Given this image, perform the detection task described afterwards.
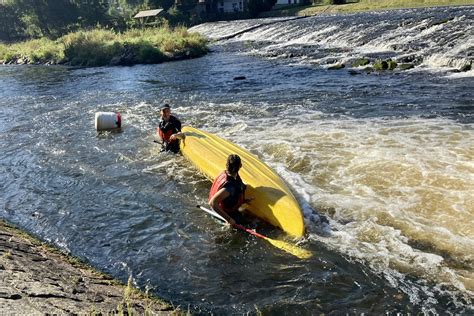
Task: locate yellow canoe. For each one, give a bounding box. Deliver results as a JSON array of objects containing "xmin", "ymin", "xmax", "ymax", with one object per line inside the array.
[{"xmin": 180, "ymin": 126, "xmax": 305, "ymax": 237}]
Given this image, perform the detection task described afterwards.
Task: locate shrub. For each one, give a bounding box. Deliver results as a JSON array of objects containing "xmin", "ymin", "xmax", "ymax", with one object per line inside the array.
[
  {"xmin": 0, "ymin": 26, "xmax": 207, "ymax": 67},
  {"xmin": 134, "ymin": 42, "xmax": 165, "ymax": 64}
]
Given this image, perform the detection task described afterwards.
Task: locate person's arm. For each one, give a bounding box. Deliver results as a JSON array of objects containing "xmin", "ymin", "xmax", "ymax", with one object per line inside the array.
[
  {"xmin": 169, "ymin": 132, "xmax": 185, "ymax": 141},
  {"xmin": 209, "ymin": 188, "xmax": 236, "ymax": 226},
  {"xmin": 169, "ymin": 118, "xmax": 185, "ymax": 141}
]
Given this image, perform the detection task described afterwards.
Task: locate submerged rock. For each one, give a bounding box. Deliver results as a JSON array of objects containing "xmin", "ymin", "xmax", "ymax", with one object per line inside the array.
[
  {"xmin": 233, "ymin": 76, "xmax": 246, "ymax": 80},
  {"xmin": 387, "ymin": 60, "xmax": 398, "ymax": 70},
  {"xmin": 374, "ymin": 60, "xmax": 389, "ymax": 71},
  {"xmin": 352, "ymin": 58, "xmax": 370, "ymax": 67},
  {"xmin": 431, "ymin": 17, "xmax": 454, "ymax": 27},
  {"xmin": 399, "ymin": 63, "xmax": 415, "ymax": 70},
  {"xmin": 363, "ymin": 66, "xmax": 374, "ymax": 73},
  {"xmin": 348, "ymin": 70, "xmax": 361, "ymax": 75},
  {"xmin": 460, "ymin": 64, "xmax": 472, "ymax": 72},
  {"xmin": 328, "ymin": 63, "xmax": 345, "ymax": 70}
]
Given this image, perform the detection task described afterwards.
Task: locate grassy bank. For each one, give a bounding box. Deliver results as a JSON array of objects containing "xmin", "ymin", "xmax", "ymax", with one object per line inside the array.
[
  {"xmin": 263, "ymin": 0, "xmax": 474, "ymax": 17},
  {"xmin": 0, "ymin": 26, "xmax": 208, "ymax": 67}
]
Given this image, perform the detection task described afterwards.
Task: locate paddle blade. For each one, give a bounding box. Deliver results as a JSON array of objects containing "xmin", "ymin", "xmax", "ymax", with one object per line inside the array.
[{"xmin": 264, "ymin": 237, "xmax": 313, "ymax": 259}]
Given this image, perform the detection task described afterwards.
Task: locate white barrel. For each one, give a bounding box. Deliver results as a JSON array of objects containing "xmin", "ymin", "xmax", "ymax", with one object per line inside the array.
[{"xmin": 95, "ymin": 112, "xmax": 122, "ymax": 130}]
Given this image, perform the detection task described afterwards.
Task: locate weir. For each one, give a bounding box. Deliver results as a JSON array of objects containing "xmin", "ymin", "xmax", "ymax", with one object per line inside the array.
[{"xmin": 191, "ymin": 6, "xmax": 473, "ymax": 72}]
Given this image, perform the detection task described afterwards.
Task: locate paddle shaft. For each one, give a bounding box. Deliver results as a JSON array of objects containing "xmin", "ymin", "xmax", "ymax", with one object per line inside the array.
[
  {"xmin": 198, "ymin": 205, "xmax": 227, "ymax": 222},
  {"xmin": 197, "ymin": 205, "xmax": 312, "ymax": 259},
  {"xmin": 197, "ymin": 205, "xmax": 268, "ymax": 240}
]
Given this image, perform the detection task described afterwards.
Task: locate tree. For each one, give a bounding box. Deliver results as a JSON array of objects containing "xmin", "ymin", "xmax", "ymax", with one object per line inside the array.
[
  {"xmin": 0, "ymin": 4, "xmax": 26, "ymax": 42},
  {"xmin": 247, "ymin": 0, "xmax": 277, "ymax": 17},
  {"xmin": 71, "ymin": 0, "xmax": 109, "ymax": 27},
  {"xmin": 2, "ymin": 0, "xmax": 79, "ymax": 38}
]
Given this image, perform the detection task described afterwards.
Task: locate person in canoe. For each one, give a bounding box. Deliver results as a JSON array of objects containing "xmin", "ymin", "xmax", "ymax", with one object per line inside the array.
[
  {"xmin": 157, "ymin": 104, "xmax": 185, "ymax": 153},
  {"xmin": 208, "ymin": 154, "xmax": 253, "ymax": 225}
]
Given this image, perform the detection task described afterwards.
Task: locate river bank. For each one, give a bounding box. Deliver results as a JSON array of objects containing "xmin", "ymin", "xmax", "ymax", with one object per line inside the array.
[
  {"xmin": 261, "ymin": 0, "xmax": 474, "ymax": 17},
  {"xmin": 0, "ymin": 219, "xmax": 177, "ymax": 314},
  {"xmin": 0, "ymin": 27, "xmax": 207, "ymax": 67}
]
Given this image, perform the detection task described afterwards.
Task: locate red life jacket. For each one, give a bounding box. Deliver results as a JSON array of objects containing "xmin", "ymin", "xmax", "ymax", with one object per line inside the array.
[
  {"xmin": 208, "ymin": 171, "xmax": 245, "ymax": 212},
  {"xmin": 157, "ymin": 128, "xmax": 176, "ymax": 144},
  {"xmin": 157, "ymin": 116, "xmax": 181, "ymax": 144}
]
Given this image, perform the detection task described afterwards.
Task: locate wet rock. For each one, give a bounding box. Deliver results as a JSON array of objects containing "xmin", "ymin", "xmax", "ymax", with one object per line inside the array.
[
  {"xmin": 363, "ymin": 67, "xmax": 374, "ymax": 73},
  {"xmin": 352, "ymin": 58, "xmax": 370, "ymax": 67},
  {"xmin": 387, "ymin": 60, "xmax": 398, "ymax": 70},
  {"xmin": 460, "ymin": 64, "xmax": 472, "ymax": 72},
  {"xmin": 348, "ymin": 70, "xmax": 361, "ymax": 75},
  {"xmin": 328, "ymin": 63, "xmax": 345, "ymax": 70},
  {"xmin": 397, "ymin": 55, "xmax": 418, "ymax": 63},
  {"xmin": 374, "ymin": 60, "xmax": 388, "ymax": 71},
  {"xmin": 324, "ymin": 58, "xmax": 338, "ymax": 65},
  {"xmin": 432, "ymin": 17, "xmax": 454, "ymax": 27},
  {"xmin": 399, "ymin": 63, "xmax": 415, "ymax": 70}
]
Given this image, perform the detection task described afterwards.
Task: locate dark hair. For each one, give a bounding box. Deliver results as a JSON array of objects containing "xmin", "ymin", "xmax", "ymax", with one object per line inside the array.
[{"xmin": 226, "ymin": 154, "xmax": 242, "ymax": 174}]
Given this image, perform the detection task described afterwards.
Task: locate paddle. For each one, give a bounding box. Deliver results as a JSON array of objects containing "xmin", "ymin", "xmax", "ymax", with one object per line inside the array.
[{"xmin": 196, "ymin": 205, "xmax": 312, "ymax": 259}]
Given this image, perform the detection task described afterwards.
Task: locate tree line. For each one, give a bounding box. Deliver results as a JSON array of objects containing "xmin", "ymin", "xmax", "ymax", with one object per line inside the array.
[{"xmin": 0, "ymin": 0, "xmax": 280, "ymax": 42}]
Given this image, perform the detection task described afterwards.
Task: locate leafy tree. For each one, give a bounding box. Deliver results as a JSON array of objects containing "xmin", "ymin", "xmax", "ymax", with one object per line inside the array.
[
  {"xmin": 0, "ymin": 4, "xmax": 26, "ymax": 42},
  {"xmin": 71, "ymin": 0, "xmax": 109, "ymax": 27},
  {"xmin": 247, "ymin": 0, "xmax": 278, "ymax": 17},
  {"xmin": 1, "ymin": 0, "xmax": 79, "ymax": 39},
  {"xmin": 149, "ymin": 0, "xmax": 175, "ymax": 11}
]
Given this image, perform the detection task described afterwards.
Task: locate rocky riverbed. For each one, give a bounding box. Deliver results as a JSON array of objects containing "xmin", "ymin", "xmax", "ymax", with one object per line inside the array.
[{"xmin": 0, "ymin": 220, "xmax": 176, "ymax": 314}]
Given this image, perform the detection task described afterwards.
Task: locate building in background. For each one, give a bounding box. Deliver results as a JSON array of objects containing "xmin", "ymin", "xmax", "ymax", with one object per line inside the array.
[
  {"xmin": 217, "ymin": 0, "xmax": 245, "ymax": 13},
  {"xmin": 275, "ymin": 0, "xmax": 304, "ymax": 5}
]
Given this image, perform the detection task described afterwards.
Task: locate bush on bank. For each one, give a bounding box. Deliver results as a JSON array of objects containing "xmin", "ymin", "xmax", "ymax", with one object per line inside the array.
[{"xmin": 0, "ymin": 26, "xmax": 208, "ymax": 67}]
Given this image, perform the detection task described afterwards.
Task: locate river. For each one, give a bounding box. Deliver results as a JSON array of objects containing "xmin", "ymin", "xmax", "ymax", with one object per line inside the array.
[{"xmin": 0, "ymin": 6, "xmax": 473, "ymax": 314}]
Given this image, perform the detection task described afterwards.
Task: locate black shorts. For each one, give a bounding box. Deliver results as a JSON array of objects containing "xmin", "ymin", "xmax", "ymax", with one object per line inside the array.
[{"xmin": 162, "ymin": 141, "xmax": 180, "ymax": 154}]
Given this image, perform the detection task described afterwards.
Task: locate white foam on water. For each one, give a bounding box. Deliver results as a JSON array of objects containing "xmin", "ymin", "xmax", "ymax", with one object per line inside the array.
[
  {"xmin": 193, "ymin": 8, "xmax": 473, "ymax": 74},
  {"xmin": 222, "ymin": 111, "xmax": 474, "ymax": 307}
]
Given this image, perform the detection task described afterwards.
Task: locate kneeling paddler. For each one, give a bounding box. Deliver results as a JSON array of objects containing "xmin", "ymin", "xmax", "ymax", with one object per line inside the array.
[{"xmin": 208, "ymin": 154, "xmax": 253, "ymax": 226}]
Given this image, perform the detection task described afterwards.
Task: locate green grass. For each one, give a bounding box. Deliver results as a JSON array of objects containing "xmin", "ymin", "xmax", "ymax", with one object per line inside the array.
[
  {"xmin": 0, "ymin": 37, "xmax": 65, "ymax": 64},
  {"xmin": 264, "ymin": 0, "xmax": 474, "ymax": 17},
  {"xmin": 0, "ymin": 26, "xmax": 208, "ymax": 67}
]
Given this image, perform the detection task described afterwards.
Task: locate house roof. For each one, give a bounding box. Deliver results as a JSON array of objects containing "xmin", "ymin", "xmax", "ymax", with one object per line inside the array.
[{"xmin": 133, "ymin": 9, "xmax": 164, "ymax": 19}]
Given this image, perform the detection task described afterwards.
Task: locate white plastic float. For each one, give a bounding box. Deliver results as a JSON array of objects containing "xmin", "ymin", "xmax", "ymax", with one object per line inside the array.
[{"xmin": 95, "ymin": 112, "xmax": 122, "ymax": 131}]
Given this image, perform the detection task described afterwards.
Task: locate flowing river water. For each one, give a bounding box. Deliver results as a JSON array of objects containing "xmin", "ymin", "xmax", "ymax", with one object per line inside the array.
[{"xmin": 1, "ymin": 6, "xmax": 473, "ymax": 314}]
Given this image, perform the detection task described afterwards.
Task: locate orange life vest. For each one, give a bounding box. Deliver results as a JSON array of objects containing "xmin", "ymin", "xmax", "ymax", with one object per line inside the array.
[
  {"xmin": 157, "ymin": 128, "xmax": 176, "ymax": 144},
  {"xmin": 208, "ymin": 171, "xmax": 246, "ymax": 213}
]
